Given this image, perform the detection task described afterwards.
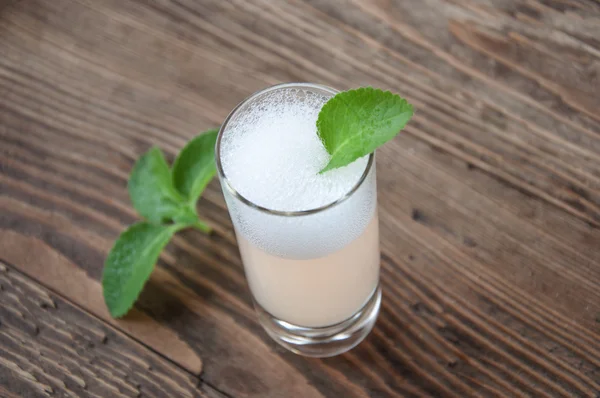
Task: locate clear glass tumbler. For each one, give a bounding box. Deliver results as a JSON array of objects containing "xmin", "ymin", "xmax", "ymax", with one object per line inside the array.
[{"xmin": 216, "ymin": 83, "xmax": 381, "ymax": 357}]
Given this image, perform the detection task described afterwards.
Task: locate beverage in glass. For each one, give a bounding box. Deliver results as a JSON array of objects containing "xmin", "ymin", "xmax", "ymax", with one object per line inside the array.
[{"xmin": 216, "ymin": 83, "xmax": 381, "ymax": 357}]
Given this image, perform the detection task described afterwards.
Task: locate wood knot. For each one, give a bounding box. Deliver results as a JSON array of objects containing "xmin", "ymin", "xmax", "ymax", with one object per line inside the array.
[
  {"xmin": 411, "ymin": 302, "xmax": 434, "ymax": 316},
  {"xmin": 411, "ymin": 208, "xmax": 426, "ymax": 223},
  {"xmin": 463, "ymin": 237, "xmax": 477, "ymax": 248}
]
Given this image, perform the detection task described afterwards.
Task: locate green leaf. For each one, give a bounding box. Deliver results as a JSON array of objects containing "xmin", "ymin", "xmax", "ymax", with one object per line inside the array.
[
  {"xmin": 317, "ymin": 87, "xmax": 414, "ymax": 173},
  {"xmin": 128, "ymin": 147, "xmax": 186, "ymax": 224},
  {"xmin": 102, "ymin": 222, "xmax": 186, "ymax": 318},
  {"xmin": 172, "ymin": 129, "xmax": 219, "ymax": 203},
  {"xmin": 170, "ymin": 205, "xmax": 213, "ymax": 234}
]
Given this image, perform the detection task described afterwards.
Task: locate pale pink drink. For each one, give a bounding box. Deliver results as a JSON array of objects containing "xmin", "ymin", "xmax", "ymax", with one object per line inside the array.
[{"xmin": 216, "ymin": 83, "xmax": 381, "ymax": 357}]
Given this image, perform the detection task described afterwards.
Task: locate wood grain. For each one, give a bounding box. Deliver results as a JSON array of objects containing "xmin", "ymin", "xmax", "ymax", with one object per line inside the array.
[
  {"xmin": 0, "ymin": 229, "xmax": 203, "ymax": 374},
  {"xmin": 0, "ymin": 261, "xmax": 224, "ymax": 398},
  {"xmin": 0, "ymin": 0, "xmax": 599, "ymax": 397}
]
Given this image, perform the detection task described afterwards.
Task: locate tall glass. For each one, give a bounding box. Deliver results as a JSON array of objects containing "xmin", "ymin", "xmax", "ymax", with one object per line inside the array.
[{"xmin": 216, "ymin": 83, "xmax": 381, "ymax": 357}]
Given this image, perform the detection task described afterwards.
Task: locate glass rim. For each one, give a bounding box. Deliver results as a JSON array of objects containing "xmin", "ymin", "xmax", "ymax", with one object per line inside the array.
[{"xmin": 215, "ymin": 82, "xmax": 375, "ymax": 217}]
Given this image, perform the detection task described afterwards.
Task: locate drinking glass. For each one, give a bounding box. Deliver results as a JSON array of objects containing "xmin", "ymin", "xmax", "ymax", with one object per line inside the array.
[{"xmin": 216, "ymin": 83, "xmax": 381, "ymax": 357}]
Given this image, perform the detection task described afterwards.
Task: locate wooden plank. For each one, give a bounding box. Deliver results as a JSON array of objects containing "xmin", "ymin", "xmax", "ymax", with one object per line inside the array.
[
  {"xmin": 0, "ymin": 229, "xmax": 203, "ymax": 375},
  {"xmin": 0, "ymin": 0, "xmax": 598, "ymax": 396},
  {"xmin": 0, "ymin": 262, "xmax": 224, "ymax": 398}
]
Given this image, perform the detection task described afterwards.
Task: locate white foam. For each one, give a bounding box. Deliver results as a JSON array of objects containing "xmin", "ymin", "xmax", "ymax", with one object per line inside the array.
[
  {"xmin": 220, "ymin": 88, "xmax": 368, "ymax": 212},
  {"xmin": 219, "ymin": 86, "xmax": 377, "ymax": 259}
]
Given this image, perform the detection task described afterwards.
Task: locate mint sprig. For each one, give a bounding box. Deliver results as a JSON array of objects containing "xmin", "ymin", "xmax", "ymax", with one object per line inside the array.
[
  {"xmin": 317, "ymin": 87, "xmax": 414, "ymax": 173},
  {"xmin": 128, "ymin": 147, "xmax": 189, "ymax": 224},
  {"xmin": 102, "ymin": 129, "xmax": 218, "ymax": 318}
]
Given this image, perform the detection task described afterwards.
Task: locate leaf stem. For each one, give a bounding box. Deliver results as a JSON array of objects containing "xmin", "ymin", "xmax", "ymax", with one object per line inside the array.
[{"xmin": 192, "ymin": 219, "xmax": 212, "ymax": 234}]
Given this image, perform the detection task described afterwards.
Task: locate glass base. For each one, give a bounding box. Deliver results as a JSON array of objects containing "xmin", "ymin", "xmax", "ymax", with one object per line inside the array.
[{"xmin": 254, "ymin": 285, "xmax": 382, "ymax": 357}]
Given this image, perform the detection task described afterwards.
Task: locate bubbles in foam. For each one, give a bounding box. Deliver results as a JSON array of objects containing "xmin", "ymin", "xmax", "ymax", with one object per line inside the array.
[
  {"xmin": 220, "ymin": 87, "xmax": 368, "ymax": 212},
  {"xmin": 219, "ymin": 86, "xmax": 377, "ymax": 259}
]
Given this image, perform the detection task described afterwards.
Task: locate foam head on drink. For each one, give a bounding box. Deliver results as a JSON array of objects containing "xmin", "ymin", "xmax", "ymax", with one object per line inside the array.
[{"xmin": 220, "ymin": 86, "xmax": 379, "ymax": 328}]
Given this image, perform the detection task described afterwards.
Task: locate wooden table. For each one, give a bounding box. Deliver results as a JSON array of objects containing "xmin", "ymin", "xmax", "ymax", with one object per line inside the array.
[{"xmin": 1, "ymin": 0, "xmax": 599, "ymax": 396}]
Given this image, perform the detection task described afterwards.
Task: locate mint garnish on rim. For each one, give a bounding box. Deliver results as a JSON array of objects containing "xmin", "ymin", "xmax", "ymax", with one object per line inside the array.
[{"xmin": 317, "ymin": 87, "xmax": 414, "ymax": 173}]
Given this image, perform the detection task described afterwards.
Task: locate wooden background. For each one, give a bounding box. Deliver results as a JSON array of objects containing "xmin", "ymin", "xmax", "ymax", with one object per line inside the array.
[{"xmin": 1, "ymin": 0, "xmax": 599, "ymax": 396}]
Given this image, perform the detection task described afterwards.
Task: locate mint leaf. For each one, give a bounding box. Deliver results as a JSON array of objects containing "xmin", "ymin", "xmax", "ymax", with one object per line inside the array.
[
  {"xmin": 102, "ymin": 222, "xmax": 186, "ymax": 317},
  {"xmin": 317, "ymin": 87, "xmax": 413, "ymax": 173},
  {"xmin": 171, "ymin": 129, "xmax": 218, "ymax": 234},
  {"xmin": 128, "ymin": 147, "xmax": 186, "ymax": 224},
  {"xmin": 172, "ymin": 129, "xmax": 219, "ymax": 203}
]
